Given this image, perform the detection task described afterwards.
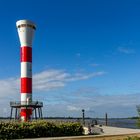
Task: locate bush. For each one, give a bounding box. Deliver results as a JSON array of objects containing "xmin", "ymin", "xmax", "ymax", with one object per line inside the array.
[
  {"xmin": 0, "ymin": 121, "xmax": 84, "ymax": 139},
  {"xmin": 124, "ymin": 137, "xmax": 140, "ymax": 140}
]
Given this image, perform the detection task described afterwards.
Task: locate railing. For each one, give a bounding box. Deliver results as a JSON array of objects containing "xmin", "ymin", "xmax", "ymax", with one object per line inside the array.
[{"xmin": 10, "ymin": 101, "xmax": 43, "ymax": 107}]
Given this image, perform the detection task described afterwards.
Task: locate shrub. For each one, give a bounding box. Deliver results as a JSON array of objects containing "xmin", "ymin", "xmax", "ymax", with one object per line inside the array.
[
  {"xmin": 124, "ymin": 136, "xmax": 140, "ymax": 140},
  {"xmin": 0, "ymin": 121, "xmax": 84, "ymax": 139}
]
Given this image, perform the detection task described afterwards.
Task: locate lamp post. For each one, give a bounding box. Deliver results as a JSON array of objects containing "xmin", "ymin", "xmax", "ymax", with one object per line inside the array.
[{"xmin": 82, "ymin": 109, "xmax": 85, "ymax": 126}]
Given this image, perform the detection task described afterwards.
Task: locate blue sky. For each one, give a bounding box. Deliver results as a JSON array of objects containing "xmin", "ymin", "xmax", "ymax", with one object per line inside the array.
[{"xmin": 0, "ymin": 0, "xmax": 140, "ymax": 117}]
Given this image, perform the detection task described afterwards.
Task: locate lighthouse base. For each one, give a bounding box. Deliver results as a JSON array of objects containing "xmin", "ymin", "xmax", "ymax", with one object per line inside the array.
[{"xmin": 10, "ymin": 101, "xmax": 43, "ymax": 121}]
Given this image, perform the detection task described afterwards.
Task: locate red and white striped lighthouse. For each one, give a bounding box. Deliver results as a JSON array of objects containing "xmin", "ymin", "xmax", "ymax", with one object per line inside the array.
[{"xmin": 16, "ymin": 20, "xmax": 36, "ymax": 121}]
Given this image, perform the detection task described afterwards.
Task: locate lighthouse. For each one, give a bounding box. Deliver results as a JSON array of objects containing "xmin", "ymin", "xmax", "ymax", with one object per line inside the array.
[{"xmin": 16, "ymin": 20, "xmax": 36, "ymax": 121}]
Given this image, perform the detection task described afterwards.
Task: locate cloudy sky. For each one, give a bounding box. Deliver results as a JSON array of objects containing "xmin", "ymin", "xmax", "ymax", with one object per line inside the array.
[{"xmin": 0, "ymin": 0, "xmax": 140, "ymax": 118}]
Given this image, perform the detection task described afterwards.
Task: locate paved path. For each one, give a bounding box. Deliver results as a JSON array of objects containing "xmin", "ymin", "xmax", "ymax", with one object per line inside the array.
[
  {"xmin": 100, "ymin": 125, "xmax": 140, "ymax": 135},
  {"xmin": 21, "ymin": 126, "xmax": 140, "ymax": 140}
]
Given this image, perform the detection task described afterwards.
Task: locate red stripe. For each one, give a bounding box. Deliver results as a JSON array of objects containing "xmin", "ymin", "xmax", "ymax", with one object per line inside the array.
[
  {"xmin": 21, "ymin": 78, "xmax": 32, "ymax": 93},
  {"xmin": 21, "ymin": 47, "xmax": 32, "ymax": 62},
  {"xmin": 20, "ymin": 109, "xmax": 32, "ymax": 121},
  {"xmin": 20, "ymin": 109, "xmax": 32, "ymax": 116}
]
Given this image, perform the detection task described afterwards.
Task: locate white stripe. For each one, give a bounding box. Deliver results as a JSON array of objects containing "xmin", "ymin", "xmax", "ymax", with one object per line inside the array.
[
  {"xmin": 21, "ymin": 93, "xmax": 32, "ymax": 102},
  {"xmin": 17, "ymin": 26, "xmax": 35, "ymax": 47},
  {"xmin": 21, "ymin": 62, "xmax": 32, "ymax": 78},
  {"xmin": 21, "ymin": 116, "xmax": 25, "ymax": 121}
]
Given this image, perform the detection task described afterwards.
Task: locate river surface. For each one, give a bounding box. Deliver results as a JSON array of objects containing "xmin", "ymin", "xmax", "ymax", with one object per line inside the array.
[{"xmin": 98, "ymin": 118, "xmax": 138, "ymax": 129}]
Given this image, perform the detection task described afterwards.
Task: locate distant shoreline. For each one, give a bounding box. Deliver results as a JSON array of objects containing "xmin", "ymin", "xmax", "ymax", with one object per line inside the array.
[{"xmin": 0, "ymin": 117, "xmax": 138, "ymax": 119}]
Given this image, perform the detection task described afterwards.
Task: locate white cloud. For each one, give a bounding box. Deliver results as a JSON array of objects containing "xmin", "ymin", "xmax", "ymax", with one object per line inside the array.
[
  {"xmin": 91, "ymin": 63, "xmax": 100, "ymax": 67},
  {"xmin": 0, "ymin": 69, "xmax": 106, "ymax": 117},
  {"xmin": 0, "ymin": 78, "xmax": 19, "ymax": 99},
  {"xmin": 118, "ymin": 47, "xmax": 135, "ymax": 54},
  {"xmin": 57, "ymin": 93, "xmax": 140, "ymax": 118},
  {"xmin": 0, "ymin": 69, "xmax": 105, "ymax": 99},
  {"xmin": 1, "ymin": 69, "xmax": 139, "ymax": 118},
  {"xmin": 0, "ymin": 73, "xmax": 139, "ymax": 118},
  {"xmin": 64, "ymin": 72, "xmax": 105, "ymax": 82},
  {"xmin": 67, "ymin": 106, "xmax": 82, "ymax": 111},
  {"xmin": 42, "ymin": 92, "xmax": 140, "ymax": 118},
  {"xmin": 33, "ymin": 70, "xmax": 105, "ymax": 92},
  {"xmin": 43, "ymin": 86, "xmax": 140, "ymax": 117}
]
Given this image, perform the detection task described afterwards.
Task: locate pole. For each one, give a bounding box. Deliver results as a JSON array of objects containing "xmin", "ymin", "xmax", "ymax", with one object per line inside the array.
[
  {"xmin": 82, "ymin": 109, "xmax": 85, "ymax": 126},
  {"xmin": 105, "ymin": 113, "xmax": 108, "ymax": 126}
]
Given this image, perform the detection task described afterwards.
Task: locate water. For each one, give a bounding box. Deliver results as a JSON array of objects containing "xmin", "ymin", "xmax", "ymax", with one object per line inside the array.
[{"xmin": 98, "ymin": 118, "xmax": 138, "ymax": 129}]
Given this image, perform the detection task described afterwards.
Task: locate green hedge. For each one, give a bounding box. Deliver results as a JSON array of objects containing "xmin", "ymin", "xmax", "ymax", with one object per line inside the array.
[
  {"xmin": 124, "ymin": 137, "xmax": 140, "ymax": 140},
  {"xmin": 0, "ymin": 121, "xmax": 84, "ymax": 139}
]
